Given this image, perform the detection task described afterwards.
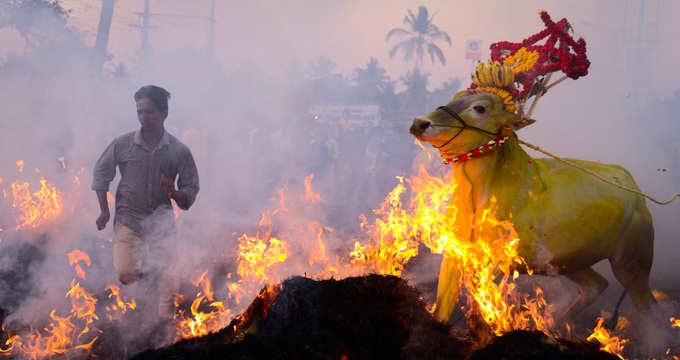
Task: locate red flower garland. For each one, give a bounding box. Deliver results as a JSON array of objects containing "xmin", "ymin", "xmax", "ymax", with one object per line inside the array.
[{"xmin": 473, "ymin": 11, "xmax": 590, "ymax": 101}]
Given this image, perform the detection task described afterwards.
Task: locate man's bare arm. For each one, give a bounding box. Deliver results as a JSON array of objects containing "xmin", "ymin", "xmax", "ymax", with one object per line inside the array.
[{"xmin": 96, "ymin": 191, "xmax": 110, "ymax": 230}]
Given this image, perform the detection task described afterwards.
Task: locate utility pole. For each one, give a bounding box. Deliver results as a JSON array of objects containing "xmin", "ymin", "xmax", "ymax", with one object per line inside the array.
[
  {"xmin": 92, "ymin": 0, "xmax": 115, "ymax": 72},
  {"xmin": 141, "ymin": 0, "xmax": 151, "ymax": 55},
  {"xmin": 627, "ymin": 0, "xmax": 660, "ymax": 100},
  {"xmin": 208, "ymin": 0, "xmax": 215, "ymax": 56},
  {"xmin": 133, "ymin": 1, "xmax": 215, "ymax": 58}
]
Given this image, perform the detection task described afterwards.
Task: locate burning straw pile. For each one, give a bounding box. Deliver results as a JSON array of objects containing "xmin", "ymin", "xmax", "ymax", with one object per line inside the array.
[{"xmin": 134, "ymin": 274, "xmax": 617, "ymax": 360}]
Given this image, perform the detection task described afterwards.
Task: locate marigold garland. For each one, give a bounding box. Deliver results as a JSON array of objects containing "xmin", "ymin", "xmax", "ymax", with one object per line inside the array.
[
  {"xmin": 466, "ymin": 10, "xmax": 589, "ymax": 121},
  {"xmin": 503, "ymin": 47, "xmax": 540, "ymax": 74},
  {"xmin": 474, "ymin": 86, "xmax": 516, "ymax": 113}
]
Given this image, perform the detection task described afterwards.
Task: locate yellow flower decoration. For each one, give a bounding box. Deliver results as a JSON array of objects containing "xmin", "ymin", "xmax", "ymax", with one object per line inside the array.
[
  {"xmin": 475, "ymin": 86, "xmax": 517, "ymax": 113},
  {"xmin": 503, "ymin": 47, "xmax": 539, "ymax": 74},
  {"xmin": 472, "ymin": 61, "xmax": 515, "ymax": 88}
]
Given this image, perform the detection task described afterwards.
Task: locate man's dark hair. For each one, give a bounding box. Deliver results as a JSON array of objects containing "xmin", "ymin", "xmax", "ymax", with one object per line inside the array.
[{"xmin": 134, "ymin": 85, "xmax": 171, "ymax": 113}]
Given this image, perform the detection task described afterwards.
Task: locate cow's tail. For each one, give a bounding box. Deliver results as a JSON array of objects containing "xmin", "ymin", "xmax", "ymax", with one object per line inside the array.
[{"xmin": 606, "ymin": 289, "xmax": 627, "ymax": 329}]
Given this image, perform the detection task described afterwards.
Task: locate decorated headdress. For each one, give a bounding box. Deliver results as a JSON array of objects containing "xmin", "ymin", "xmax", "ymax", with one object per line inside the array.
[{"xmin": 469, "ymin": 11, "xmax": 590, "ymax": 128}]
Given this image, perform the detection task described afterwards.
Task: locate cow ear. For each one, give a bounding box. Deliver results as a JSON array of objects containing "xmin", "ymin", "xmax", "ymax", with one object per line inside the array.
[
  {"xmin": 503, "ymin": 113, "xmax": 536, "ymax": 130},
  {"xmin": 512, "ymin": 117, "xmax": 536, "ymax": 130}
]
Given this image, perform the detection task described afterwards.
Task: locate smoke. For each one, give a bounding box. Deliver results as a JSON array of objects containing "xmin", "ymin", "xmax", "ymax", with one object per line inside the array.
[{"xmin": 0, "ymin": 0, "xmax": 678, "ymax": 357}]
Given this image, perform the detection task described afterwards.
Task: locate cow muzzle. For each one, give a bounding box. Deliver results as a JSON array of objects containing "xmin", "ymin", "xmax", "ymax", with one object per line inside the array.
[{"xmin": 410, "ymin": 118, "xmax": 431, "ymax": 137}]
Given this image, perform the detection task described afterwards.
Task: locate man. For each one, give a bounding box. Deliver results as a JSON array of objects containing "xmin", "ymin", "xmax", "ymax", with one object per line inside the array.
[{"xmin": 92, "ymin": 85, "xmax": 199, "ymax": 317}]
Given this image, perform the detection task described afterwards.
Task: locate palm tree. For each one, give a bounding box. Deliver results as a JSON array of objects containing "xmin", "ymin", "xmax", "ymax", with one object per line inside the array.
[
  {"xmin": 429, "ymin": 77, "xmax": 461, "ymax": 108},
  {"xmin": 386, "ymin": 6, "xmax": 451, "ymax": 66},
  {"xmin": 0, "ymin": 0, "xmax": 69, "ymax": 47},
  {"xmin": 306, "ymin": 56, "xmax": 350, "ymax": 104},
  {"xmin": 400, "ymin": 68, "xmax": 430, "ymax": 113},
  {"xmin": 308, "ymin": 56, "xmax": 337, "ymax": 79},
  {"xmin": 353, "ymin": 57, "xmax": 391, "ymax": 103}
]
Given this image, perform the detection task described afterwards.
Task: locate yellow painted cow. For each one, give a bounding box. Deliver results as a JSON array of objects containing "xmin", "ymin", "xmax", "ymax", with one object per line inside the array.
[{"xmin": 410, "ymin": 90, "xmax": 655, "ymax": 325}]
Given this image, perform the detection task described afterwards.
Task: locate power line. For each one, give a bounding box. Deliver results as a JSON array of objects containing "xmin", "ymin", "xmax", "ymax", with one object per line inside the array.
[{"xmin": 130, "ymin": 0, "xmax": 217, "ymax": 57}]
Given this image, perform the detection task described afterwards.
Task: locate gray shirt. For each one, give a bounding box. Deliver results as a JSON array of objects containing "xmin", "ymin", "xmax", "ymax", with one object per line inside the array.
[{"xmin": 92, "ymin": 129, "xmax": 199, "ymax": 235}]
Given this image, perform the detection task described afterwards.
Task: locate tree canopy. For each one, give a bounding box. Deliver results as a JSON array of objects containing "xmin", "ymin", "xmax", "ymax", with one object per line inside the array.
[{"xmin": 386, "ymin": 6, "xmax": 451, "ymax": 66}]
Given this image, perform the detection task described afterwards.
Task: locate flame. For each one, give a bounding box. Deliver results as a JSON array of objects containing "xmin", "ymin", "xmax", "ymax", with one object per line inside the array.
[
  {"xmin": 170, "ymin": 167, "xmax": 556, "ymax": 342},
  {"xmin": 16, "ymin": 160, "xmax": 24, "ymax": 173},
  {"xmin": 671, "ymin": 317, "xmax": 680, "ymax": 328},
  {"xmin": 272, "ymin": 188, "xmax": 288, "ymax": 215},
  {"xmin": 414, "ymin": 138, "xmax": 432, "ymax": 161},
  {"xmin": 68, "ymin": 250, "xmax": 91, "ymax": 280},
  {"xmin": 236, "ymin": 212, "xmax": 289, "ymax": 283},
  {"xmin": 173, "ymin": 295, "xmax": 231, "ymax": 339},
  {"xmin": 57, "ymin": 157, "xmax": 66, "ymax": 169},
  {"xmin": 307, "ymin": 222, "xmax": 330, "ymax": 266},
  {"xmin": 586, "ymin": 317, "xmax": 628, "ymax": 359},
  {"xmin": 5, "ymin": 309, "xmax": 98, "ymax": 360},
  {"xmin": 1, "ymin": 251, "xmax": 103, "ymax": 359},
  {"xmin": 73, "ymin": 167, "xmax": 85, "ymax": 187},
  {"xmin": 0, "ymin": 334, "xmax": 19, "ymax": 354},
  {"xmin": 173, "ymin": 269, "xmax": 232, "ymax": 339},
  {"xmin": 348, "ymin": 166, "xmax": 554, "ymax": 336},
  {"xmin": 302, "ymin": 173, "xmax": 322, "ymax": 204},
  {"xmin": 65, "ymin": 280, "xmax": 99, "ymax": 337},
  {"xmin": 191, "ymin": 270, "xmax": 214, "ymax": 301},
  {"xmin": 11, "ymin": 177, "xmax": 63, "ymax": 230},
  {"xmin": 104, "ymin": 284, "xmax": 136, "ymax": 321}
]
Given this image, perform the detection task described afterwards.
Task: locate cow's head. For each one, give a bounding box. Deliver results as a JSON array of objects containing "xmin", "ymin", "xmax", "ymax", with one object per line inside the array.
[{"xmin": 409, "ymin": 90, "xmax": 533, "ymax": 160}]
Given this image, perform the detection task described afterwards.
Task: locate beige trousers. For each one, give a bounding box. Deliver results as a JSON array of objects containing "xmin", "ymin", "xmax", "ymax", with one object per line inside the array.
[{"xmin": 113, "ymin": 223, "xmax": 177, "ymax": 317}]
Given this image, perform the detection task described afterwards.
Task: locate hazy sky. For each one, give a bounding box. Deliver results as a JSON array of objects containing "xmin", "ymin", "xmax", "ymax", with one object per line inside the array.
[
  {"xmin": 1, "ymin": 2, "xmax": 679, "ymax": 352},
  {"xmin": 3, "ymin": 0, "xmax": 680, "ymax": 95}
]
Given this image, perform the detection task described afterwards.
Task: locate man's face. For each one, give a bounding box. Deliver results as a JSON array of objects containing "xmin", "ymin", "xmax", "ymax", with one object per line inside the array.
[{"xmin": 136, "ymin": 98, "xmax": 166, "ymax": 129}]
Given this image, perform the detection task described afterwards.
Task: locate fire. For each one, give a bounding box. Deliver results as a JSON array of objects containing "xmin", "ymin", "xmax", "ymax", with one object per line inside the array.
[
  {"xmin": 0, "ymin": 251, "xmax": 104, "ymax": 359},
  {"xmin": 57, "ymin": 157, "xmax": 66, "ymax": 169},
  {"xmin": 0, "ymin": 334, "xmax": 19, "ymax": 354},
  {"xmin": 349, "ymin": 166, "xmax": 551, "ymax": 336},
  {"xmin": 350, "ymin": 176, "xmax": 419, "ymax": 277},
  {"xmin": 73, "ymin": 167, "xmax": 85, "ymax": 187},
  {"xmin": 169, "ymin": 167, "xmax": 557, "ymax": 343},
  {"xmin": 16, "ymin": 160, "xmax": 24, "ymax": 173},
  {"xmin": 11, "ymin": 177, "xmax": 63, "ymax": 230},
  {"xmin": 236, "ymin": 212, "xmax": 289, "ymax": 283},
  {"xmin": 68, "ymin": 250, "xmax": 91, "ymax": 280},
  {"xmin": 173, "ymin": 269, "xmax": 232, "ymax": 339},
  {"xmin": 173, "ymin": 178, "xmax": 329, "ymax": 339},
  {"xmin": 671, "ymin": 317, "xmax": 680, "ymax": 328},
  {"xmin": 302, "ymin": 173, "xmax": 322, "ymax": 204},
  {"xmin": 65, "ymin": 280, "xmax": 99, "ymax": 337},
  {"xmin": 307, "ymin": 222, "xmax": 330, "ymax": 266},
  {"xmin": 173, "ymin": 295, "xmax": 231, "ymax": 339},
  {"xmin": 586, "ymin": 317, "xmax": 628, "ymax": 359},
  {"xmin": 3, "ymin": 310, "xmax": 97, "ymax": 360},
  {"xmin": 414, "ymin": 138, "xmax": 432, "ymax": 161},
  {"xmin": 104, "ymin": 284, "xmax": 137, "ymax": 321}
]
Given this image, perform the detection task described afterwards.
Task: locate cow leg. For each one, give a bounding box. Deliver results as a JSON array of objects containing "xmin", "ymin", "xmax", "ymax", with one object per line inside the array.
[
  {"xmin": 609, "ymin": 206, "xmax": 655, "ymax": 313},
  {"xmin": 609, "ymin": 257, "xmax": 654, "ymax": 313},
  {"xmin": 559, "ymin": 267, "xmax": 608, "ymax": 323},
  {"xmin": 609, "ymin": 209, "xmax": 664, "ymax": 354},
  {"xmin": 435, "ymin": 256, "xmax": 461, "ymax": 323}
]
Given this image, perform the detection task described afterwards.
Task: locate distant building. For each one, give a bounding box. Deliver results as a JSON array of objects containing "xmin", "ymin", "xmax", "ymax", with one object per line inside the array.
[{"xmin": 308, "ymin": 104, "xmax": 381, "ymax": 129}]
